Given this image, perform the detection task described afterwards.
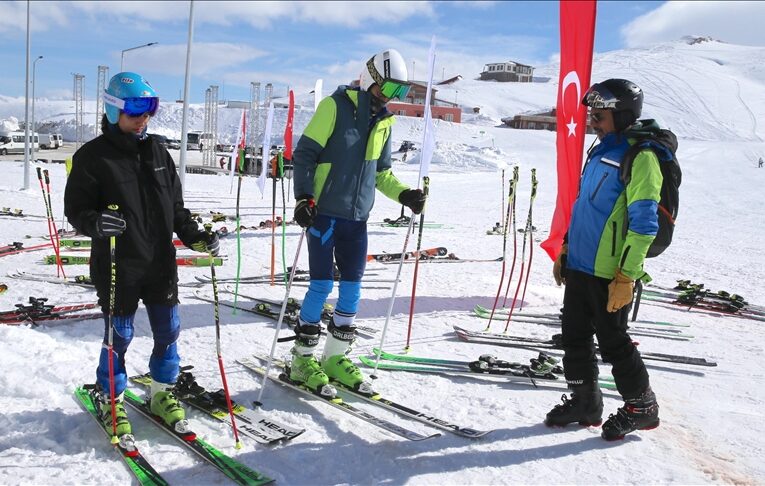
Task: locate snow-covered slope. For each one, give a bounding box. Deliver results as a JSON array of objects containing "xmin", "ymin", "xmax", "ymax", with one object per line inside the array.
[{"xmin": 0, "ymin": 39, "xmax": 764, "ymax": 485}]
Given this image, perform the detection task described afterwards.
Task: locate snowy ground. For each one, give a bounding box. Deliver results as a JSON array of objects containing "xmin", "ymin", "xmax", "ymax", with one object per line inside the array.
[{"xmin": 1, "ymin": 38, "xmax": 765, "ymax": 485}]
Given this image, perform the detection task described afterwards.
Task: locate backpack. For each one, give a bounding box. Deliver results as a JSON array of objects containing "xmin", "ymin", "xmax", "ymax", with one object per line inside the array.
[{"xmin": 619, "ymin": 125, "xmax": 681, "ymax": 258}]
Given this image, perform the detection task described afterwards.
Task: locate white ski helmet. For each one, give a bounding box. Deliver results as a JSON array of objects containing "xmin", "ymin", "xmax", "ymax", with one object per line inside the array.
[{"xmin": 359, "ymin": 49, "xmax": 411, "ymax": 100}]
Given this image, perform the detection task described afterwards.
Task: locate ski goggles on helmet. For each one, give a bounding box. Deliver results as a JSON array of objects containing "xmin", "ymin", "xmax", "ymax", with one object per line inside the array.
[
  {"xmin": 104, "ymin": 91, "xmax": 160, "ymax": 117},
  {"xmin": 582, "ymin": 84, "xmax": 618, "ymax": 110},
  {"xmin": 366, "ymin": 57, "xmax": 411, "ymax": 100}
]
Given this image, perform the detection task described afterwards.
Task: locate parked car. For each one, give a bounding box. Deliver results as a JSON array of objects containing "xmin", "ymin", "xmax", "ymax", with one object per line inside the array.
[{"xmin": 166, "ymin": 138, "xmax": 181, "ymax": 150}]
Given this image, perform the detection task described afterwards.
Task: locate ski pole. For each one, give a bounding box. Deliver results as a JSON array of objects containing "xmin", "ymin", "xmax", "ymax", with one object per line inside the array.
[
  {"xmin": 204, "ymin": 223, "xmax": 242, "ymax": 449},
  {"xmin": 501, "ymin": 166, "xmax": 520, "ymax": 307},
  {"xmin": 404, "ymin": 176, "xmax": 430, "ymax": 351},
  {"xmin": 279, "ymin": 152, "xmax": 288, "ymax": 283},
  {"xmin": 255, "ymin": 230, "xmax": 305, "ymax": 406},
  {"xmin": 106, "ymin": 203, "xmax": 119, "ymax": 444},
  {"xmin": 518, "ymin": 169, "xmax": 538, "ymax": 311},
  {"xmin": 36, "ymin": 168, "xmax": 65, "ymax": 279},
  {"xmin": 504, "ymin": 169, "xmax": 536, "ymax": 332},
  {"xmin": 485, "ymin": 167, "xmax": 516, "ymax": 331},
  {"xmin": 270, "ymin": 154, "xmax": 278, "ymax": 286},
  {"xmin": 500, "ymin": 168, "xmax": 505, "ymax": 229},
  {"xmin": 232, "ymin": 146, "xmax": 245, "ymax": 313},
  {"xmin": 44, "ymin": 169, "xmax": 65, "ymax": 278}
]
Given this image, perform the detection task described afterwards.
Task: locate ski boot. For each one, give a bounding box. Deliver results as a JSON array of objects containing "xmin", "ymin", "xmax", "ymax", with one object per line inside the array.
[
  {"xmin": 150, "ymin": 380, "xmax": 190, "ymax": 433},
  {"xmin": 95, "ymin": 389, "xmax": 136, "ymax": 452},
  {"xmin": 601, "ymin": 387, "xmax": 660, "ymax": 441},
  {"xmin": 97, "ymin": 391, "xmax": 132, "ymax": 437},
  {"xmin": 289, "ymin": 319, "xmax": 334, "ymax": 396},
  {"xmin": 545, "ymin": 381, "xmax": 603, "ymax": 427},
  {"xmin": 321, "ymin": 319, "xmax": 373, "ymax": 395}
]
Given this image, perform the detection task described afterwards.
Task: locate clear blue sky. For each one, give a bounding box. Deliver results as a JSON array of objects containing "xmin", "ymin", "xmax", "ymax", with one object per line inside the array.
[{"xmin": 1, "ymin": 1, "xmax": 761, "ymax": 103}]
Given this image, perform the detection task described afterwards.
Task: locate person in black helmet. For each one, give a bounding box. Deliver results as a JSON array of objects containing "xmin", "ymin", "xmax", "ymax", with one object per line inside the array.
[{"xmin": 546, "ymin": 78, "xmax": 661, "ymax": 441}]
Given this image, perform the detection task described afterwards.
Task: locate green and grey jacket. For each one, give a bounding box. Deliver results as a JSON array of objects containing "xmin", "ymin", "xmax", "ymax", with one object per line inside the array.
[{"xmin": 292, "ymin": 85, "xmax": 409, "ymax": 221}]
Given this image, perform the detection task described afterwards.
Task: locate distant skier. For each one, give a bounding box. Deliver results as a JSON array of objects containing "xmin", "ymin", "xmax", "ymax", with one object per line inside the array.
[
  {"xmin": 548, "ymin": 79, "xmax": 661, "ymax": 440},
  {"xmin": 64, "ymin": 72, "xmax": 219, "ymax": 441},
  {"xmin": 759, "ymin": 157, "xmax": 763, "ymax": 168},
  {"xmin": 290, "ymin": 49, "xmax": 426, "ymax": 394}
]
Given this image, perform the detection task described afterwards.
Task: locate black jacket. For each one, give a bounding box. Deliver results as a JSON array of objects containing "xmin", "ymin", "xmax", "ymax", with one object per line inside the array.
[{"xmin": 64, "ymin": 128, "xmax": 200, "ymax": 288}]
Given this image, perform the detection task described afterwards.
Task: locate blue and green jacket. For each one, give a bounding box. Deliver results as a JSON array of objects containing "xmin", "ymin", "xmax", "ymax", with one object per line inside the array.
[
  {"xmin": 292, "ymin": 86, "xmax": 409, "ymax": 221},
  {"xmin": 566, "ymin": 131, "xmax": 663, "ymax": 281}
]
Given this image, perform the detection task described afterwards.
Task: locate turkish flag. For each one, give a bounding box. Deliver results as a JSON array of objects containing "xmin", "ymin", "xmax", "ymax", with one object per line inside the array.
[{"xmin": 540, "ymin": 0, "xmax": 597, "ymax": 261}]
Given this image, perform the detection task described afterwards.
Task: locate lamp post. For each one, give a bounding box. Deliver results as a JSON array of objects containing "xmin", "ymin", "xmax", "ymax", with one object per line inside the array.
[
  {"xmin": 121, "ymin": 42, "xmax": 158, "ymax": 71},
  {"xmin": 31, "ymin": 55, "xmax": 43, "ymax": 161}
]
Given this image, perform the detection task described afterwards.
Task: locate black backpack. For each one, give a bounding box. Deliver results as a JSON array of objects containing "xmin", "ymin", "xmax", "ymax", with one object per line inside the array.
[{"xmin": 619, "ymin": 124, "xmax": 681, "ymax": 258}]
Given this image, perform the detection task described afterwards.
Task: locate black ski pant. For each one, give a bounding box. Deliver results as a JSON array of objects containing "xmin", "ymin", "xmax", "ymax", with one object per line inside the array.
[{"xmin": 561, "ymin": 270, "xmax": 650, "ymax": 400}]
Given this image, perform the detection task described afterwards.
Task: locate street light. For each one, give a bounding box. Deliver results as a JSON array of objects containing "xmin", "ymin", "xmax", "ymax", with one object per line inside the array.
[
  {"xmin": 121, "ymin": 42, "xmax": 158, "ymax": 71},
  {"xmin": 31, "ymin": 55, "xmax": 43, "ymax": 161}
]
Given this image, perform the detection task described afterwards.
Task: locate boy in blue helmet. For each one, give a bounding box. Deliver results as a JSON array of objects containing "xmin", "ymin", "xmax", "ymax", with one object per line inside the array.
[
  {"xmin": 290, "ymin": 49, "xmax": 426, "ymax": 395},
  {"xmin": 64, "ymin": 72, "xmax": 219, "ymax": 443}
]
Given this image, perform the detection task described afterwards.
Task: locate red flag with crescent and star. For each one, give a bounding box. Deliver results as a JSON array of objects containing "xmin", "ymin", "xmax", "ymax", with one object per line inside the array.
[{"xmin": 540, "ymin": 0, "xmax": 597, "ymax": 261}]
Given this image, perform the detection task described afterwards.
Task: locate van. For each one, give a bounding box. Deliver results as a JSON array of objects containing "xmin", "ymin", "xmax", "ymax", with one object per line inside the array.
[
  {"xmin": 0, "ymin": 131, "xmax": 38, "ymax": 155},
  {"xmin": 39, "ymin": 133, "xmax": 61, "ymax": 149},
  {"xmin": 187, "ymin": 131, "xmax": 213, "ymax": 151}
]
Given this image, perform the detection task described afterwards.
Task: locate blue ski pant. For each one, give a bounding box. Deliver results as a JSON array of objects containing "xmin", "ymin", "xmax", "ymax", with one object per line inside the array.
[
  {"xmin": 299, "ymin": 214, "xmax": 367, "ymax": 326},
  {"xmin": 97, "ymin": 304, "xmax": 181, "ymax": 397}
]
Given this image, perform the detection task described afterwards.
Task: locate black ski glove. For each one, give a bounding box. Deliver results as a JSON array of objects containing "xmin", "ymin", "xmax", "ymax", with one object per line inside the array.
[
  {"xmin": 398, "ymin": 188, "xmax": 427, "ymax": 215},
  {"xmin": 294, "ymin": 195, "xmax": 317, "ymax": 228},
  {"xmin": 93, "ymin": 209, "xmax": 126, "ymax": 238},
  {"xmin": 189, "ymin": 231, "xmax": 220, "ymax": 256}
]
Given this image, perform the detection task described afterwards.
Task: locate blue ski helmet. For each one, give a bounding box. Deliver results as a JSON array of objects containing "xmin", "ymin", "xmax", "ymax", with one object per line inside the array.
[{"xmin": 104, "ymin": 72, "xmax": 159, "ymax": 124}]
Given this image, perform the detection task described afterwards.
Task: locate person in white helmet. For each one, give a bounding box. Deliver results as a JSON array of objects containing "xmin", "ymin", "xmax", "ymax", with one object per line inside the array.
[{"xmin": 289, "ymin": 49, "xmax": 426, "ymax": 394}]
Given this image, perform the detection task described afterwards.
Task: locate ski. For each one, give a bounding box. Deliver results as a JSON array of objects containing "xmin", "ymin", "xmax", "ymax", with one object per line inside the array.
[
  {"xmin": 237, "ymin": 356, "xmax": 439, "ymax": 442},
  {"xmin": 216, "ymin": 287, "xmax": 379, "ymax": 337},
  {"xmin": 1, "ymin": 311, "xmax": 102, "ymax": 326},
  {"xmin": 122, "ymin": 389, "xmax": 274, "ymax": 486},
  {"xmin": 378, "ymin": 254, "xmax": 503, "ymax": 264},
  {"xmin": 45, "ymin": 255, "xmax": 224, "ymax": 267},
  {"xmin": 193, "ymin": 290, "xmax": 378, "ymax": 338},
  {"xmin": 472, "ymin": 304, "xmax": 691, "ymax": 327},
  {"xmin": 470, "ymin": 307, "xmax": 694, "ymax": 340},
  {"xmin": 129, "ymin": 368, "xmax": 305, "ymax": 445},
  {"xmin": 251, "ymin": 353, "xmax": 489, "ymax": 439},
  {"xmin": 0, "ymin": 241, "xmax": 53, "ymax": 257},
  {"xmin": 7, "ymin": 269, "xmax": 94, "ymax": 287},
  {"xmin": 74, "ymin": 386, "xmax": 169, "ymax": 486},
  {"xmin": 453, "ymin": 325, "xmax": 717, "ymax": 367},
  {"xmin": 367, "ymin": 246, "xmax": 448, "ymax": 262},
  {"xmin": 59, "ymin": 238, "xmax": 186, "ymax": 249}
]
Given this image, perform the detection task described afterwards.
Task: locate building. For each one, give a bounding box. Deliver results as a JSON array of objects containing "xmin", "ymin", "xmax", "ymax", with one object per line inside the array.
[
  {"xmin": 501, "ymin": 108, "xmax": 596, "ymax": 134},
  {"xmin": 480, "ymin": 61, "xmax": 534, "ymax": 82},
  {"xmin": 388, "ymin": 81, "xmax": 462, "ymax": 123}
]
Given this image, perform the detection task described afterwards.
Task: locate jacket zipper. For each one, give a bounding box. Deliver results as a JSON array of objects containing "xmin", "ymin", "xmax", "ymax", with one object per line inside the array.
[
  {"xmin": 590, "ymin": 172, "xmax": 608, "ymax": 201},
  {"xmin": 611, "ymin": 221, "xmax": 617, "ymax": 256}
]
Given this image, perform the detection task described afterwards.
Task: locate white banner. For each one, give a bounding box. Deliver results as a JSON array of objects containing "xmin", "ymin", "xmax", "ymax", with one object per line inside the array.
[
  {"xmin": 257, "ymin": 102, "xmax": 274, "ymax": 196},
  {"xmin": 418, "ymin": 36, "xmax": 437, "ymax": 182}
]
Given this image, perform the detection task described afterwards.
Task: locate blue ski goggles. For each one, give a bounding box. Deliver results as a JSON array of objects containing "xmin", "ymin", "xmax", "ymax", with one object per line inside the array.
[{"xmin": 104, "ymin": 92, "xmax": 160, "ymax": 117}]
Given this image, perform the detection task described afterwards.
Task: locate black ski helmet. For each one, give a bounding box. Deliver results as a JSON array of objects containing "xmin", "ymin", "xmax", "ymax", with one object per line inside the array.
[{"xmin": 582, "ymin": 79, "xmax": 643, "ymax": 131}]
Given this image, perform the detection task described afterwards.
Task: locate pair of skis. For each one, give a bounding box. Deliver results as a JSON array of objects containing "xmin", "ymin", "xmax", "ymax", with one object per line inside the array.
[
  {"xmin": 452, "ymin": 325, "xmax": 717, "ymax": 367},
  {"xmin": 74, "ymin": 385, "xmax": 274, "ymax": 485},
  {"xmin": 191, "ymin": 288, "xmax": 378, "ymax": 338},
  {"xmin": 7, "ymin": 269, "xmax": 94, "ymax": 287},
  {"xmin": 366, "ymin": 246, "xmax": 448, "ymax": 262},
  {"xmin": 470, "ymin": 305, "xmax": 695, "ymax": 341},
  {"xmin": 0, "ymin": 297, "xmax": 100, "ymax": 325},
  {"xmin": 238, "ymin": 355, "xmax": 490, "ymax": 440},
  {"xmin": 44, "ymin": 254, "xmax": 224, "ymax": 267}
]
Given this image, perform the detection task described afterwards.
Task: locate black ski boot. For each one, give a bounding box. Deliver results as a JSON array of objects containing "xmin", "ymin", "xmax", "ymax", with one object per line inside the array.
[
  {"xmin": 545, "ymin": 382, "xmax": 603, "ymax": 427},
  {"xmin": 601, "ymin": 387, "xmax": 660, "ymax": 441}
]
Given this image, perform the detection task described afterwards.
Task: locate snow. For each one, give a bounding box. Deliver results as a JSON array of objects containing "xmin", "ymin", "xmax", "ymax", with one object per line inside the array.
[{"xmin": 1, "ymin": 38, "xmax": 764, "ymax": 484}]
